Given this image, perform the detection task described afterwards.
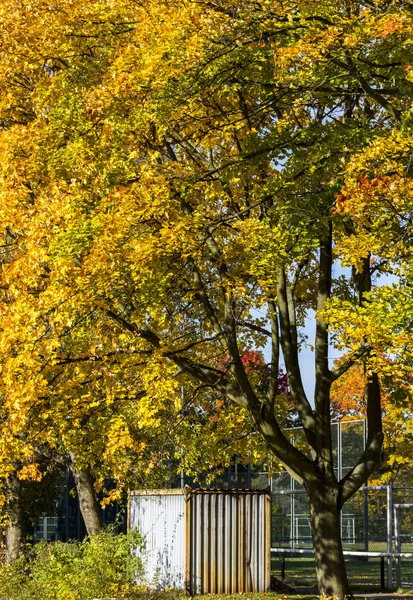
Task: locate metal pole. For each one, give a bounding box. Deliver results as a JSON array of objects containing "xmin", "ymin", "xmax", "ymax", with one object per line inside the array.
[
  {"xmin": 395, "ymin": 506, "xmax": 401, "ymax": 589},
  {"xmin": 291, "ymin": 479, "xmax": 295, "ymax": 550},
  {"xmin": 387, "ymin": 485, "xmax": 393, "ymax": 590},
  {"xmin": 364, "ymin": 487, "xmax": 369, "ymax": 553},
  {"xmin": 392, "ymin": 503, "xmax": 413, "ymax": 590},
  {"xmin": 180, "ymin": 387, "xmax": 185, "ymax": 489},
  {"xmin": 381, "ymin": 556, "xmax": 385, "ymax": 591},
  {"xmin": 281, "ymin": 497, "xmax": 285, "ymax": 543},
  {"xmin": 65, "ymin": 469, "xmax": 70, "ymax": 542},
  {"xmin": 180, "ymin": 448, "xmax": 185, "ymax": 488},
  {"xmin": 77, "ymin": 495, "xmax": 81, "ymax": 540},
  {"xmin": 281, "ymin": 554, "xmax": 285, "ymax": 580},
  {"xmin": 337, "ymin": 422, "xmax": 342, "ymax": 480}
]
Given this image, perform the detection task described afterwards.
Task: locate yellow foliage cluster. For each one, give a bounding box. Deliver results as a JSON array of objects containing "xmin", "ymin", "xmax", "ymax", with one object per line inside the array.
[{"xmin": 0, "ymin": 0, "xmax": 412, "ymax": 516}]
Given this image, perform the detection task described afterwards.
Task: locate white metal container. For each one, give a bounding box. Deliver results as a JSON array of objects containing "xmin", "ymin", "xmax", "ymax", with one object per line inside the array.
[
  {"xmin": 129, "ymin": 488, "xmax": 270, "ymax": 594},
  {"xmin": 129, "ymin": 489, "xmax": 186, "ymax": 590}
]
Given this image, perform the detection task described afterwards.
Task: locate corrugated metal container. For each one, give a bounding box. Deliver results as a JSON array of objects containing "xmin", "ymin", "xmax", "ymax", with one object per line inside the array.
[
  {"xmin": 129, "ymin": 489, "xmax": 186, "ymax": 590},
  {"xmin": 129, "ymin": 488, "xmax": 270, "ymax": 595},
  {"xmin": 186, "ymin": 489, "xmax": 271, "ymax": 594}
]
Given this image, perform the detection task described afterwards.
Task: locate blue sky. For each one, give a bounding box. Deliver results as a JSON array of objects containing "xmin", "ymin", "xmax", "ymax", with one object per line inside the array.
[{"xmin": 260, "ymin": 266, "xmax": 398, "ymax": 405}]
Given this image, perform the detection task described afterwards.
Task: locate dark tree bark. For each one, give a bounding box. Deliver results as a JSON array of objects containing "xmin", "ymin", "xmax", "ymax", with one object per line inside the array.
[
  {"xmin": 308, "ymin": 481, "xmax": 352, "ymax": 599},
  {"xmin": 69, "ymin": 460, "xmax": 102, "ymax": 536},
  {"xmin": 5, "ymin": 475, "xmax": 24, "ymax": 563}
]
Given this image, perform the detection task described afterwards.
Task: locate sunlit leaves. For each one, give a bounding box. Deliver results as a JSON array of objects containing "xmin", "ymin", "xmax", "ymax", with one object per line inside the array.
[{"xmin": 1, "ymin": 0, "xmax": 413, "ymax": 506}]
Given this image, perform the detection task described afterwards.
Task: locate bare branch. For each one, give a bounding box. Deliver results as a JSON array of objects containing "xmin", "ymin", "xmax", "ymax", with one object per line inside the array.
[
  {"xmin": 236, "ymin": 319, "xmax": 272, "ymax": 337},
  {"xmin": 340, "ymin": 373, "xmax": 383, "ymax": 503},
  {"xmin": 267, "ymin": 299, "xmax": 280, "ymax": 410},
  {"xmin": 165, "ymin": 333, "xmax": 223, "ymax": 356},
  {"xmin": 330, "ymin": 342, "xmax": 371, "ymax": 382},
  {"xmin": 103, "ymin": 308, "xmax": 161, "ymax": 347},
  {"xmin": 277, "ymin": 267, "xmax": 316, "ymax": 446}
]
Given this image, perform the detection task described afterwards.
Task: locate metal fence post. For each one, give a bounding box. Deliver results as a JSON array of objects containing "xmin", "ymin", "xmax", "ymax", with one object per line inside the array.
[
  {"xmin": 291, "ymin": 480, "xmax": 295, "ymax": 550},
  {"xmin": 65, "ymin": 469, "xmax": 70, "ymax": 542},
  {"xmin": 387, "ymin": 485, "xmax": 393, "ymax": 590},
  {"xmin": 364, "ymin": 486, "xmax": 369, "ymax": 553},
  {"xmin": 247, "ymin": 456, "xmax": 252, "ymax": 489},
  {"xmin": 394, "ymin": 505, "xmax": 401, "ymax": 589},
  {"xmin": 337, "ymin": 422, "xmax": 342, "ymax": 480}
]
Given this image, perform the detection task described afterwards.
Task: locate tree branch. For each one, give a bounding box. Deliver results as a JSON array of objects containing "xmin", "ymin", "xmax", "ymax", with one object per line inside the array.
[
  {"xmin": 330, "ymin": 342, "xmax": 371, "ymax": 382},
  {"xmin": 103, "ymin": 308, "xmax": 161, "ymax": 347},
  {"xmin": 277, "ymin": 267, "xmax": 316, "ymax": 446},
  {"xmin": 340, "ymin": 373, "xmax": 383, "ymax": 503},
  {"xmin": 190, "ymin": 261, "xmax": 224, "ymax": 337},
  {"xmin": 267, "ymin": 300, "xmax": 280, "ymax": 410},
  {"xmin": 236, "ymin": 319, "xmax": 272, "ymax": 337},
  {"xmin": 314, "ymin": 226, "xmax": 333, "ymax": 462}
]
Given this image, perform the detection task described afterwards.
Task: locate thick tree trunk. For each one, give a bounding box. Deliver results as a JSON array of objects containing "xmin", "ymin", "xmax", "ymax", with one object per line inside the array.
[
  {"xmin": 308, "ymin": 482, "xmax": 353, "ymax": 600},
  {"xmin": 5, "ymin": 476, "xmax": 24, "ymax": 563},
  {"xmin": 69, "ymin": 463, "xmax": 102, "ymax": 536}
]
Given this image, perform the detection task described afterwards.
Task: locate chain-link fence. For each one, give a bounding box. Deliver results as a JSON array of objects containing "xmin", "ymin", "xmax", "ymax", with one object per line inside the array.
[
  {"xmin": 271, "ymin": 483, "xmax": 413, "ymax": 590},
  {"xmin": 271, "ymin": 484, "xmax": 393, "ymax": 553},
  {"xmin": 269, "ymin": 420, "xmax": 413, "ymax": 590},
  {"xmin": 175, "ymin": 420, "xmax": 413, "ymax": 589},
  {"xmin": 393, "ymin": 500, "xmax": 413, "ymax": 588}
]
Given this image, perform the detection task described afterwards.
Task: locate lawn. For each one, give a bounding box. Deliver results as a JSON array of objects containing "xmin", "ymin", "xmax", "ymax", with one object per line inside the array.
[
  {"xmin": 128, "ymin": 593, "xmax": 320, "ymax": 600},
  {"xmin": 271, "ymin": 555, "xmax": 413, "ymax": 593},
  {"xmin": 127, "ymin": 591, "xmax": 413, "ymax": 600}
]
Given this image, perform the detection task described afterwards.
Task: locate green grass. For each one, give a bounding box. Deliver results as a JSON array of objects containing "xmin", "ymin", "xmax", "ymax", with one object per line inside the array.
[
  {"xmin": 271, "ymin": 555, "xmax": 413, "ymax": 594},
  {"xmin": 128, "ymin": 593, "xmax": 319, "ymax": 600},
  {"xmin": 126, "ymin": 592, "xmax": 413, "ymax": 600},
  {"xmin": 125, "ymin": 558, "xmax": 413, "ymax": 600}
]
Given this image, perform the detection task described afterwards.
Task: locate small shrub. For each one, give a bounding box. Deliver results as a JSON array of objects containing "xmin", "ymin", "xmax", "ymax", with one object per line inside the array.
[{"xmin": 0, "ymin": 527, "xmax": 144, "ymax": 600}]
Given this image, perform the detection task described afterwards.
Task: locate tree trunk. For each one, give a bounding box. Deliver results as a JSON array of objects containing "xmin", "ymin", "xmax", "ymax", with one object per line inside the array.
[
  {"xmin": 308, "ymin": 482, "xmax": 353, "ymax": 600},
  {"xmin": 5, "ymin": 476, "xmax": 24, "ymax": 563},
  {"xmin": 69, "ymin": 463, "xmax": 102, "ymax": 536}
]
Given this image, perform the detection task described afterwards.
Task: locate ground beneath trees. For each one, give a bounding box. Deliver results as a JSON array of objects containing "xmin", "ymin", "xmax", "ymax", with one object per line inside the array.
[{"xmin": 121, "ymin": 591, "xmax": 413, "ymax": 600}]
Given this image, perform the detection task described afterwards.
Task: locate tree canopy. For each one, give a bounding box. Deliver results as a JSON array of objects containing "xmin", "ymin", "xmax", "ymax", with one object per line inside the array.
[{"xmin": 1, "ymin": 0, "xmax": 413, "ymax": 596}]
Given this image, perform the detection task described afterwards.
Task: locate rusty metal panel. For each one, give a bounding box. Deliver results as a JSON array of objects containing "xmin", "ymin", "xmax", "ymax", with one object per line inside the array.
[
  {"xmin": 186, "ymin": 489, "xmax": 270, "ymax": 595},
  {"xmin": 129, "ymin": 490, "xmax": 186, "ymax": 590}
]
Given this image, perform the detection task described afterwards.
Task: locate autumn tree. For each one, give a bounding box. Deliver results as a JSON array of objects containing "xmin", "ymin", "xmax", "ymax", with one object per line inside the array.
[
  {"xmin": 331, "ymin": 359, "xmax": 413, "ymax": 484},
  {"xmin": 1, "ymin": 0, "xmax": 413, "ymax": 597},
  {"xmin": 330, "ymin": 360, "xmax": 385, "ymax": 422}
]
